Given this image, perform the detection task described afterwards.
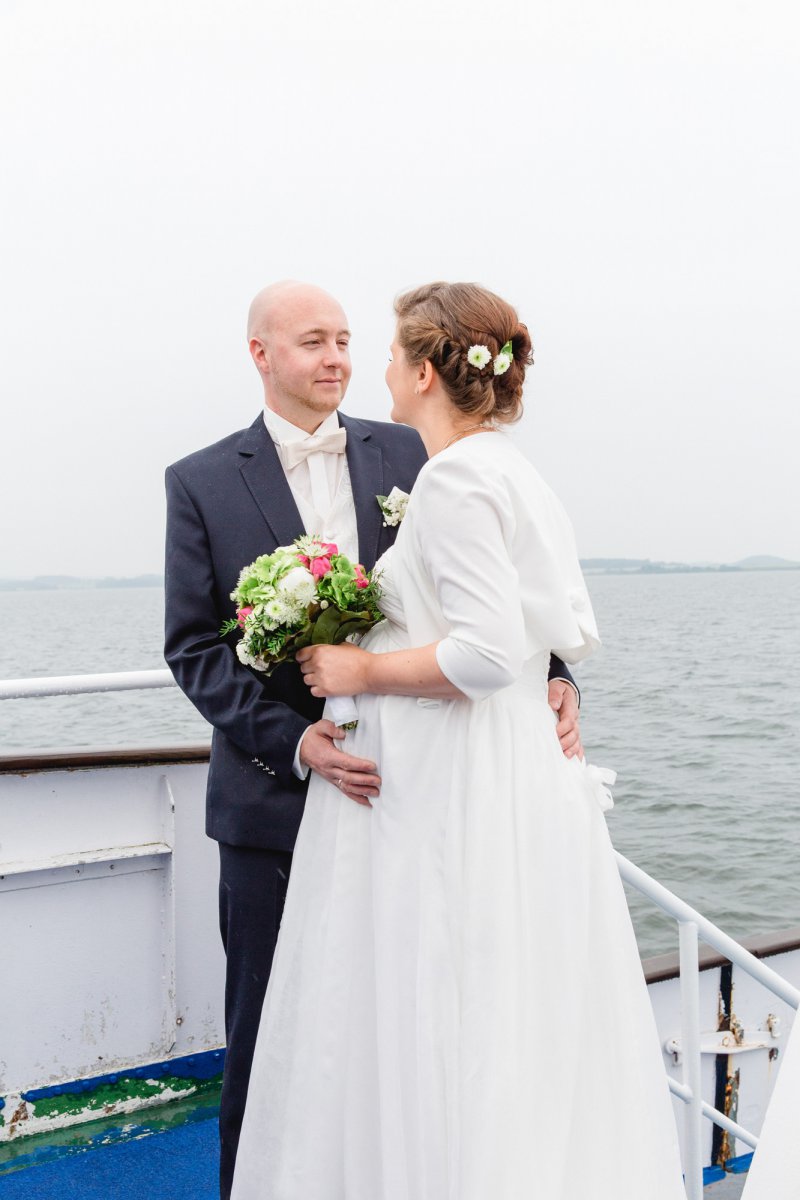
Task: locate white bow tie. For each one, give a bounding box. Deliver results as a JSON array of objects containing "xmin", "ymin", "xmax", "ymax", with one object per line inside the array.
[{"xmin": 281, "ymin": 428, "xmax": 347, "ymax": 468}]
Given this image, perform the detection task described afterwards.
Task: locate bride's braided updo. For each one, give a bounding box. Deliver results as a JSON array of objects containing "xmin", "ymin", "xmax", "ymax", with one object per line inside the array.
[{"xmin": 393, "ymin": 281, "xmax": 533, "ymax": 424}]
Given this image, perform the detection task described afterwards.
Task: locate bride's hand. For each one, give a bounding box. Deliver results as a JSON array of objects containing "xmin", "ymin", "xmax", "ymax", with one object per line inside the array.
[{"xmin": 297, "ymin": 643, "xmax": 371, "ymax": 697}]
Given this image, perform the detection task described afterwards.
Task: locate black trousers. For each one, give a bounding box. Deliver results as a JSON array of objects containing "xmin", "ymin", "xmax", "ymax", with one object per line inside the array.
[{"xmin": 218, "ymin": 842, "xmax": 293, "ymax": 1200}]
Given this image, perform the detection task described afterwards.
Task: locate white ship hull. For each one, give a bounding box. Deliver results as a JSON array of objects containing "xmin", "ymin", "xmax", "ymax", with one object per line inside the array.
[{"xmin": 1, "ymin": 744, "xmax": 798, "ymax": 1190}]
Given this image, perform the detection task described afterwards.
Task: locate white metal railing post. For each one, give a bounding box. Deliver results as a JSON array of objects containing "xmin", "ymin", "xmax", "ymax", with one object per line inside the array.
[{"xmin": 679, "ymin": 921, "xmax": 704, "ymax": 1200}]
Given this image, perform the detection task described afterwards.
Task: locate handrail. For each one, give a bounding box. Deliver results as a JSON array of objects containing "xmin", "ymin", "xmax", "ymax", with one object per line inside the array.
[
  {"xmin": 0, "ymin": 669, "xmax": 175, "ymax": 700},
  {"xmin": 616, "ymin": 850, "xmax": 799, "ymax": 1199},
  {"xmin": 0, "ymin": 744, "xmax": 212, "ymax": 774},
  {"xmin": 616, "ymin": 853, "xmax": 800, "ymax": 1011}
]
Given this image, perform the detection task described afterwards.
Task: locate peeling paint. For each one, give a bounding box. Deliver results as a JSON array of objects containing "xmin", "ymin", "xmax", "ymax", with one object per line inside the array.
[
  {"xmin": 0, "ymin": 1081, "xmax": 221, "ymax": 1176},
  {"xmin": 0, "ymin": 1049, "xmax": 224, "ymax": 1144},
  {"xmin": 7, "ymin": 1098, "xmax": 32, "ymax": 1133},
  {"xmin": 31, "ymin": 1075, "xmax": 197, "ymax": 1121},
  {"xmin": 3, "ymin": 1085, "xmax": 200, "ymax": 1142}
]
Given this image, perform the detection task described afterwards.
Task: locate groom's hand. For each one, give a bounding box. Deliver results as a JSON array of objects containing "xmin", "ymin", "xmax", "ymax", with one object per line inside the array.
[
  {"xmin": 548, "ymin": 680, "xmax": 583, "ymax": 759},
  {"xmin": 299, "ymin": 719, "xmax": 382, "ymax": 807}
]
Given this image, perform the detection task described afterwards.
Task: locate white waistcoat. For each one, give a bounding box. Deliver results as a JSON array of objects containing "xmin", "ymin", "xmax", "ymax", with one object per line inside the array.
[{"xmin": 291, "ymin": 460, "xmax": 360, "ymax": 566}]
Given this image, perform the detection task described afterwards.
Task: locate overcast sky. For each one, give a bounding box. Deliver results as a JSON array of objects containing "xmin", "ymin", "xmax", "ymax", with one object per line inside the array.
[{"xmin": 2, "ymin": 0, "xmax": 798, "ymax": 577}]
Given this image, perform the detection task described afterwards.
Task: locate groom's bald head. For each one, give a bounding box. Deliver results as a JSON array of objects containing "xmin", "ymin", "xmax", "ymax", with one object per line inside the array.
[
  {"xmin": 247, "ymin": 281, "xmax": 352, "ymax": 432},
  {"xmin": 247, "ymin": 281, "xmax": 346, "ymax": 343}
]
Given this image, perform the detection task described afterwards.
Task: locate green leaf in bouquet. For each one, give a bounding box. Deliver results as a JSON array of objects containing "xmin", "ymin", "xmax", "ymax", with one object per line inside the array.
[
  {"xmin": 289, "ymin": 623, "xmax": 314, "ymax": 651},
  {"xmin": 311, "ymin": 605, "xmax": 347, "ymax": 644},
  {"xmin": 316, "ymin": 574, "xmax": 345, "ymax": 610},
  {"xmin": 333, "ymin": 617, "xmax": 378, "ymax": 643}
]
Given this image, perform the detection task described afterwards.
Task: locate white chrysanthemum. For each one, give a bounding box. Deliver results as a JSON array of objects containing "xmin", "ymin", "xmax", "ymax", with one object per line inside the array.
[
  {"xmin": 276, "ymin": 565, "xmax": 317, "ymax": 607},
  {"xmin": 492, "ymin": 352, "xmax": 512, "ymax": 376},
  {"xmin": 294, "ymin": 535, "xmax": 329, "ymax": 558},
  {"xmin": 467, "ymin": 344, "xmax": 491, "ymax": 369},
  {"xmin": 236, "ymin": 641, "xmax": 261, "ymax": 669}
]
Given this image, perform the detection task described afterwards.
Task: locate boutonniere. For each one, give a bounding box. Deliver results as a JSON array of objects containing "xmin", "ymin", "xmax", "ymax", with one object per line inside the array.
[{"xmin": 376, "ymin": 487, "xmax": 410, "ymax": 527}]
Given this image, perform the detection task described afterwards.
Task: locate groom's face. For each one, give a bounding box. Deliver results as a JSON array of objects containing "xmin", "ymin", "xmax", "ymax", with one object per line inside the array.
[{"xmin": 260, "ymin": 293, "xmax": 352, "ymax": 429}]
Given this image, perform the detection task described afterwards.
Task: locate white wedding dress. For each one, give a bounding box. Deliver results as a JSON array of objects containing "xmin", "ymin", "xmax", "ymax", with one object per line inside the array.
[
  {"xmin": 741, "ymin": 1013, "xmax": 800, "ymax": 1199},
  {"xmin": 232, "ymin": 434, "xmax": 685, "ymax": 1200}
]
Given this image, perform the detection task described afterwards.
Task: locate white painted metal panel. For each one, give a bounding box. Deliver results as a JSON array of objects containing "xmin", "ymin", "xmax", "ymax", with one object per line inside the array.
[
  {"xmin": 0, "ymin": 760, "xmax": 225, "ymax": 1095},
  {"xmin": 0, "ymin": 766, "xmax": 170, "ymax": 865},
  {"xmin": 2, "ymin": 863, "xmax": 172, "ymax": 1088},
  {"xmin": 168, "ymin": 764, "xmax": 227, "ymax": 1056}
]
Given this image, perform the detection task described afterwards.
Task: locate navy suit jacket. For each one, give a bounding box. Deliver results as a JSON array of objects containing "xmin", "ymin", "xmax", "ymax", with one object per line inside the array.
[{"xmin": 164, "ymin": 412, "xmax": 575, "ymax": 851}]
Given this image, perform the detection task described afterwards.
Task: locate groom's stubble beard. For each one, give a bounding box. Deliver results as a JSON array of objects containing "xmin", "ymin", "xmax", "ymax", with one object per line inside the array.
[{"xmin": 267, "ymin": 368, "xmax": 349, "ymax": 428}]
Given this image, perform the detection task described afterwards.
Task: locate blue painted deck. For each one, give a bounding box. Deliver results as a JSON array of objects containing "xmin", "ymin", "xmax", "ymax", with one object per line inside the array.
[
  {"xmin": 0, "ymin": 1117, "xmax": 219, "ymax": 1199},
  {"xmin": 0, "ymin": 1109, "xmax": 749, "ymax": 1199}
]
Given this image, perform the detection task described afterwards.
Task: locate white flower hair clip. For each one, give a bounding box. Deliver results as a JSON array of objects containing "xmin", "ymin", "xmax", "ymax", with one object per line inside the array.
[
  {"xmin": 467, "ymin": 345, "xmax": 492, "ymax": 369},
  {"xmin": 377, "ymin": 487, "xmax": 410, "ymax": 527},
  {"xmin": 466, "ymin": 339, "xmax": 513, "ymax": 375}
]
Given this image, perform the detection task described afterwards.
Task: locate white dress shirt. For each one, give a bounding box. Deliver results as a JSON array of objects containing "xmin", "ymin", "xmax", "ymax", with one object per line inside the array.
[
  {"xmin": 263, "ymin": 407, "xmax": 345, "ymax": 528},
  {"xmin": 262, "ymin": 406, "xmax": 353, "ymax": 778}
]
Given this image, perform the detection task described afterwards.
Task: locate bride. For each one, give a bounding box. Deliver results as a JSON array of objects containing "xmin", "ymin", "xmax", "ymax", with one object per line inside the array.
[{"xmin": 231, "ymin": 282, "xmax": 686, "ymax": 1199}]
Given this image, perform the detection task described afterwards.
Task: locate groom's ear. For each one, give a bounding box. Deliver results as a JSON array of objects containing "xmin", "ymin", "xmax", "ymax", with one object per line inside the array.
[{"xmin": 249, "ymin": 337, "xmax": 269, "ymax": 376}]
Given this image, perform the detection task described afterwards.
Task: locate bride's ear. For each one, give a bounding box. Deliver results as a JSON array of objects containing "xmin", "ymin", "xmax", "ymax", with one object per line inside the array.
[{"xmin": 417, "ymin": 360, "xmax": 435, "ymax": 394}]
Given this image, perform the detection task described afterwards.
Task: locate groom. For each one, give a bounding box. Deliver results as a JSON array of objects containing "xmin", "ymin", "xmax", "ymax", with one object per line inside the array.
[{"xmin": 164, "ymin": 281, "xmax": 581, "ymax": 1198}]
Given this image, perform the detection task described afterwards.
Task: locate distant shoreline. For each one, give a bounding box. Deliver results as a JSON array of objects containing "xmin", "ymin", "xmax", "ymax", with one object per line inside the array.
[
  {"xmin": 1, "ymin": 557, "xmax": 798, "ymax": 591},
  {"xmin": 579, "ymin": 555, "xmax": 800, "ymax": 576},
  {"xmin": 0, "ymin": 574, "xmax": 165, "ymax": 592}
]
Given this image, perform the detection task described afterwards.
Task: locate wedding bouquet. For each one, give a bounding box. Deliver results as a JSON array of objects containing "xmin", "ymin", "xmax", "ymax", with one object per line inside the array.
[{"xmin": 221, "ymin": 536, "xmax": 383, "ymax": 728}]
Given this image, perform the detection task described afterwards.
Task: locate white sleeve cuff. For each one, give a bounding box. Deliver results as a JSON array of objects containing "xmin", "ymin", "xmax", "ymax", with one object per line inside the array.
[
  {"xmin": 435, "ymin": 636, "xmax": 519, "ymax": 702},
  {"xmin": 292, "ymin": 729, "xmax": 311, "ymax": 780}
]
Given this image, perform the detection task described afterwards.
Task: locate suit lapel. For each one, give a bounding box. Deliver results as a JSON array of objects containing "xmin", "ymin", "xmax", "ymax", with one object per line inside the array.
[
  {"xmin": 237, "ymin": 412, "xmax": 387, "ymax": 567},
  {"xmin": 238, "ymin": 417, "xmax": 305, "ymax": 549},
  {"xmin": 340, "ymin": 414, "xmax": 385, "ymax": 570}
]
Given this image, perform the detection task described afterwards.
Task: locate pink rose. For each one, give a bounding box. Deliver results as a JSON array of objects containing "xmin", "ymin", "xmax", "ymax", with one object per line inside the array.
[
  {"xmin": 354, "ymin": 564, "xmax": 369, "ymax": 589},
  {"xmin": 236, "ymin": 606, "xmax": 254, "ymax": 628},
  {"xmin": 296, "ymin": 541, "xmax": 338, "ymax": 572},
  {"xmin": 310, "ymin": 556, "xmax": 333, "ymax": 579}
]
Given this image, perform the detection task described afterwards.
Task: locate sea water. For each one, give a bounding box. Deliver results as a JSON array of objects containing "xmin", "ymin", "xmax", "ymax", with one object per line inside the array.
[{"xmin": 1, "ymin": 570, "xmax": 798, "ymax": 958}]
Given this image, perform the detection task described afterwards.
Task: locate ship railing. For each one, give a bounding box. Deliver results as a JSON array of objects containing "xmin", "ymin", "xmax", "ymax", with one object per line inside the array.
[
  {"xmin": 0, "ymin": 668, "xmax": 176, "ymax": 700},
  {"xmin": 617, "ymin": 852, "xmax": 800, "ymax": 1200},
  {"xmin": 3, "ymin": 670, "xmax": 800, "ymax": 1200}
]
